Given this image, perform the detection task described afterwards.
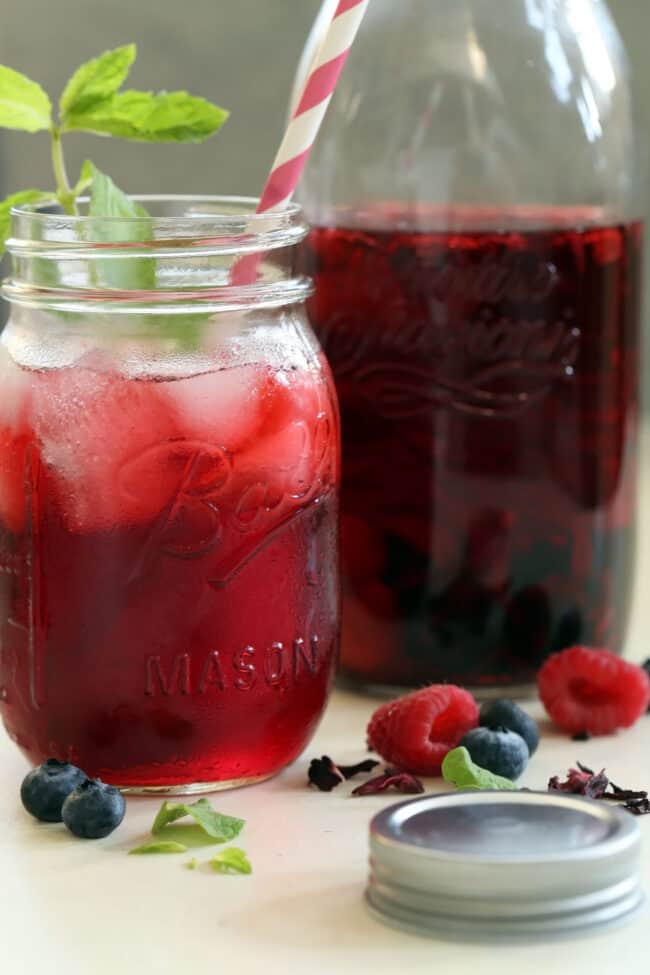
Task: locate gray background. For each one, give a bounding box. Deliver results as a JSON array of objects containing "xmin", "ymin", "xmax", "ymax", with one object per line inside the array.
[
  {"xmin": 0, "ymin": 0, "xmax": 321, "ymax": 200},
  {"xmin": 0, "ymin": 0, "xmax": 647, "ymax": 387}
]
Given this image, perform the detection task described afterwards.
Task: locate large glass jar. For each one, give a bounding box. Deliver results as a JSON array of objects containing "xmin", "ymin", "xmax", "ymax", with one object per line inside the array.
[
  {"xmin": 297, "ymin": 0, "xmax": 642, "ymax": 695},
  {"xmin": 0, "ymin": 197, "xmax": 340, "ymax": 792}
]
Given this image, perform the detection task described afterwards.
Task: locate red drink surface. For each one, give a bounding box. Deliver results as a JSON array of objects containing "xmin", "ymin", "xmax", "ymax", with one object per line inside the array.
[
  {"xmin": 302, "ymin": 209, "xmax": 641, "ymax": 689},
  {"xmin": 0, "ymin": 353, "xmax": 339, "ymax": 787}
]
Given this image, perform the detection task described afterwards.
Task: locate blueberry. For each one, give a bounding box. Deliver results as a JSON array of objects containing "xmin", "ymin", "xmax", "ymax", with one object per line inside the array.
[
  {"xmin": 460, "ymin": 727, "xmax": 530, "ymax": 780},
  {"xmin": 479, "ymin": 698, "xmax": 540, "ymax": 756},
  {"xmin": 20, "ymin": 759, "xmax": 86, "ymax": 823},
  {"xmin": 62, "ymin": 779, "xmax": 126, "ymax": 839}
]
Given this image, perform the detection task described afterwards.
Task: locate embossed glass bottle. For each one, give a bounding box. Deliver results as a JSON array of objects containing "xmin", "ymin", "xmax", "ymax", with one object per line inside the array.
[
  {"xmin": 297, "ymin": 0, "xmax": 642, "ymax": 694},
  {"xmin": 0, "ymin": 197, "xmax": 340, "ymax": 792}
]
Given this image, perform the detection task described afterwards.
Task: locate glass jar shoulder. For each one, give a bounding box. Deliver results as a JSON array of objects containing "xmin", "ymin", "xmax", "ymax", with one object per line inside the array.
[{"xmin": 299, "ymin": 0, "xmax": 639, "ymax": 218}]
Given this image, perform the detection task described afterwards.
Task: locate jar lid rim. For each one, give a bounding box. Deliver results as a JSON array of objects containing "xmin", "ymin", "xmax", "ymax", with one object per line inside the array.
[{"xmin": 366, "ymin": 790, "xmax": 644, "ymax": 940}]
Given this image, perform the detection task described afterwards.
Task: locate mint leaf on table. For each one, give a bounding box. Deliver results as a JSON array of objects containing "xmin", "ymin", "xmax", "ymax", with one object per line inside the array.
[
  {"xmin": 151, "ymin": 825, "xmax": 231, "ymax": 849},
  {"xmin": 59, "ymin": 44, "xmax": 136, "ymax": 119},
  {"xmin": 186, "ymin": 800, "xmax": 245, "ymax": 842},
  {"xmin": 151, "ymin": 801, "xmax": 192, "ymax": 832},
  {"xmin": 63, "ymin": 90, "xmax": 229, "ymax": 142},
  {"xmin": 0, "ymin": 189, "xmax": 56, "ymax": 249},
  {"xmin": 0, "ymin": 65, "xmax": 51, "ymax": 131},
  {"xmin": 442, "ymin": 747, "xmax": 517, "ymax": 791},
  {"xmin": 129, "ymin": 840, "xmax": 188, "ymax": 855},
  {"xmin": 152, "ymin": 799, "xmax": 245, "ymax": 843},
  {"xmin": 208, "ymin": 848, "xmax": 252, "ymax": 875}
]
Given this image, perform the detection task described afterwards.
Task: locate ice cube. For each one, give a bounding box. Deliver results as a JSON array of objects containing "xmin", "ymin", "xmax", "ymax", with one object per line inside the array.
[
  {"xmin": 162, "ymin": 363, "xmax": 268, "ymax": 452},
  {"xmin": 0, "ymin": 345, "xmax": 33, "ymax": 533},
  {"xmin": 32, "ymin": 364, "xmax": 182, "ymax": 532},
  {"xmin": 0, "ymin": 341, "xmax": 32, "ymax": 430},
  {"xmin": 235, "ymin": 371, "xmax": 334, "ymax": 503}
]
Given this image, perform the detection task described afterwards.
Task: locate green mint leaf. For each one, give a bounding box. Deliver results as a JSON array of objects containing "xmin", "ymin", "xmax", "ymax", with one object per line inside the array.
[
  {"xmin": 72, "ymin": 158, "xmax": 94, "ymax": 197},
  {"xmin": 0, "ymin": 65, "xmax": 51, "ymax": 131},
  {"xmin": 78, "ymin": 158, "xmax": 94, "ymax": 184},
  {"xmin": 63, "ymin": 89, "xmax": 229, "ymax": 142},
  {"xmin": 87, "ymin": 161, "xmax": 155, "ymax": 291},
  {"xmin": 59, "ymin": 44, "xmax": 136, "ymax": 119},
  {"xmin": 0, "ymin": 189, "xmax": 55, "ymax": 253},
  {"xmin": 151, "ymin": 824, "xmax": 227, "ymax": 849},
  {"xmin": 88, "ymin": 161, "xmax": 149, "ymax": 221},
  {"xmin": 186, "ymin": 858, "xmax": 199, "ymax": 870},
  {"xmin": 84, "ymin": 163, "xmax": 209, "ymax": 350},
  {"xmin": 442, "ymin": 747, "xmax": 517, "ymax": 791},
  {"xmin": 151, "ymin": 801, "xmax": 190, "ymax": 833},
  {"xmin": 152, "ymin": 799, "xmax": 245, "ymax": 842},
  {"xmin": 151, "ymin": 802, "xmax": 187, "ymax": 834},
  {"xmin": 208, "ymin": 848, "xmax": 252, "ymax": 875},
  {"xmin": 188, "ymin": 800, "xmax": 245, "ymax": 842},
  {"xmin": 129, "ymin": 840, "xmax": 188, "ymax": 855}
]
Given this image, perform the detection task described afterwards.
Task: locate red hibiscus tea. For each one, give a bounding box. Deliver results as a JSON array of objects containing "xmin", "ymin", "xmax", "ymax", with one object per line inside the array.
[
  {"xmin": 303, "ymin": 208, "xmax": 642, "ymax": 693},
  {"xmin": 0, "ymin": 49, "xmax": 343, "ymax": 792},
  {"xmin": 0, "ymin": 348, "xmax": 339, "ymax": 789}
]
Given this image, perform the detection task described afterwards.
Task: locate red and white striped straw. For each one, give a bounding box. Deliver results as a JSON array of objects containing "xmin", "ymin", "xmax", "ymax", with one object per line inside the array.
[{"xmin": 257, "ymin": 0, "xmax": 370, "ymax": 214}]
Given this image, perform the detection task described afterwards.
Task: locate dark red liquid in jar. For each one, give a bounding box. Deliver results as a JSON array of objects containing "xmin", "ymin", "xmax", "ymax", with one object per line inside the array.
[
  {"xmin": 302, "ymin": 208, "xmax": 642, "ymax": 691},
  {"xmin": 0, "ymin": 355, "xmax": 339, "ymax": 787}
]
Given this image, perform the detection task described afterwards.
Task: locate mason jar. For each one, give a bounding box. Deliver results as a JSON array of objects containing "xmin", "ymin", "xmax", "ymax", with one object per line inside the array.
[
  {"xmin": 297, "ymin": 0, "xmax": 643, "ymax": 697},
  {"xmin": 0, "ymin": 197, "xmax": 340, "ymax": 793}
]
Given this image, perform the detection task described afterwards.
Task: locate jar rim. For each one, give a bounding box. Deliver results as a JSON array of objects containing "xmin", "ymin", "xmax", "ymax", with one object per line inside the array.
[
  {"xmin": 8, "ymin": 194, "xmax": 308, "ymax": 257},
  {"xmin": 3, "ymin": 195, "xmax": 312, "ymax": 313},
  {"xmin": 10, "ymin": 195, "xmax": 305, "ymax": 233}
]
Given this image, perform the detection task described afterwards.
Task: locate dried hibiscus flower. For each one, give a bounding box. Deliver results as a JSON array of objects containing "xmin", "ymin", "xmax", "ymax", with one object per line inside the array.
[
  {"xmin": 622, "ymin": 797, "xmax": 650, "ymax": 816},
  {"xmin": 548, "ymin": 763, "xmax": 609, "ymax": 799},
  {"xmin": 549, "ymin": 762, "xmax": 649, "ymax": 815},
  {"xmin": 308, "ymin": 756, "xmax": 379, "ymax": 792},
  {"xmin": 605, "ymin": 782, "xmax": 649, "ymax": 802},
  {"xmin": 351, "ymin": 767, "xmax": 425, "ymax": 797}
]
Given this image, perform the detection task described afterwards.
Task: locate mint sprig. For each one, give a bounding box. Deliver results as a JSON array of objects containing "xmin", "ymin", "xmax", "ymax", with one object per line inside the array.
[
  {"xmin": 442, "ymin": 747, "xmax": 518, "ymax": 791},
  {"xmin": 0, "ymin": 43, "xmax": 229, "ymax": 247}
]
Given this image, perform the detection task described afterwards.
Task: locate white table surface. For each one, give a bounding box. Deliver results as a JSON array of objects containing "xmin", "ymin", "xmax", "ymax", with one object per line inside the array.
[{"xmin": 2, "ymin": 442, "xmax": 649, "ymax": 975}]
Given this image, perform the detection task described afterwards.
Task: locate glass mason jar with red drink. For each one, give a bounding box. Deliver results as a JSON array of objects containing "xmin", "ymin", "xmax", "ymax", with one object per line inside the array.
[
  {"xmin": 0, "ymin": 197, "xmax": 340, "ymax": 792},
  {"xmin": 297, "ymin": 0, "xmax": 643, "ymax": 695}
]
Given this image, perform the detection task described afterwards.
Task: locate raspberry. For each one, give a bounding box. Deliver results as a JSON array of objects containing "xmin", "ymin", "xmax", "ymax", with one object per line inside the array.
[
  {"xmin": 538, "ymin": 646, "xmax": 650, "ymax": 736},
  {"xmin": 367, "ymin": 685, "xmax": 479, "ymax": 775}
]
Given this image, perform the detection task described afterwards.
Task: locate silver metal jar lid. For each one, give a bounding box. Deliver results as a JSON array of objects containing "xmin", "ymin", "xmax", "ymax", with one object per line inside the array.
[{"xmin": 367, "ymin": 790, "xmax": 644, "ymax": 941}]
